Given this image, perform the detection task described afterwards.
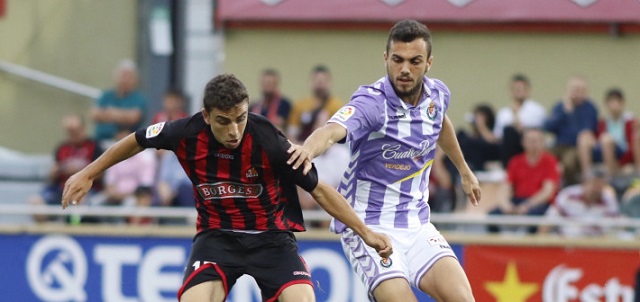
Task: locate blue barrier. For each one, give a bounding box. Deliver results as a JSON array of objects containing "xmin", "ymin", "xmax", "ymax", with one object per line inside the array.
[{"xmin": 1, "ymin": 233, "xmax": 463, "ymax": 302}]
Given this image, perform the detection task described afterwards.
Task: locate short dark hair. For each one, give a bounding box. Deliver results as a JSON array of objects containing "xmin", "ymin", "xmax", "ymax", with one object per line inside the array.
[
  {"xmin": 511, "ymin": 73, "xmax": 530, "ymax": 86},
  {"xmin": 165, "ymin": 88, "xmax": 187, "ymax": 102},
  {"xmin": 262, "ymin": 68, "xmax": 280, "ymax": 78},
  {"xmin": 605, "ymin": 88, "xmax": 624, "ymax": 102},
  {"xmin": 203, "ymin": 74, "xmax": 249, "ymax": 112},
  {"xmin": 386, "ymin": 19, "xmax": 433, "ymax": 58},
  {"xmin": 312, "ymin": 64, "xmax": 330, "ymax": 76}
]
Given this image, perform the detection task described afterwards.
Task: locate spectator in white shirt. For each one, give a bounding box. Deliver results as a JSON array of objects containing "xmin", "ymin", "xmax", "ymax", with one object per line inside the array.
[
  {"xmin": 494, "ymin": 74, "xmax": 546, "ymax": 166},
  {"xmin": 539, "ymin": 168, "xmax": 619, "ymax": 237}
]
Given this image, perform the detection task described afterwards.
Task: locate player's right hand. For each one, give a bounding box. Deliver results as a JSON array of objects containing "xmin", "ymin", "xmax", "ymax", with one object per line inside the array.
[
  {"xmin": 286, "ymin": 144, "xmax": 313, "ymax": 175},
  {"xmin": 362, "ymin": 231, "xmax": 393, "ymax": 259},
  {"xmin": 61, "ymin": 171, "xmax": 93, "ymax": 209}
]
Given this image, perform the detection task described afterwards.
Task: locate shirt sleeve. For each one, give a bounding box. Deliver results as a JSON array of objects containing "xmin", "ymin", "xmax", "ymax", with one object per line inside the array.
[
  {"xmin": 544, "ymin": 102, "xmax": 567, "ymax": 133},
  {"xmin": 542, "ymin": 155, "xmax": 561, "ymax": 184},
  {"xmin": 135, "ymin": 118, "xmax": 187, "ymax": 151},
  {"xmin": 328, "ymin": 95, "xmax": 381, "ymax": 143},
  {"xmin": 278, "ymin": 136, "xmax": 319, "ymax": 192},
  {"xmin": 263, "ymin": 120, "xmax": 320, "ymax": 192}
]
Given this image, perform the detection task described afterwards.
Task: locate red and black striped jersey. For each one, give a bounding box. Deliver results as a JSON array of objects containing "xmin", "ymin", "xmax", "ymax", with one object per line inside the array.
[{"xmin": 135, "ymin": 112, "xmax": 318, "ymax": 233}]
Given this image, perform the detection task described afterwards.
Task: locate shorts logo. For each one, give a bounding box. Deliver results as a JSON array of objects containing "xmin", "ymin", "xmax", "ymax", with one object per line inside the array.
[
  {"xmin": 427, "ymin": 101, "xmax": 437, "ymax": 121},
  {"xmin": 145, "ymin": 122, "xmax": 165, "ymax": 138},
  {"xmin": 380, "ymin": 257, "xmax": 393, "ymax": 268},
  {"xmin": 196, "ymin": 182, "xmax": 263, "ymax": 200},
  {"xmin": 293, "ymin": 271, "xmax": 311, "ymax": 277},
  {"xmin": 333, "ymin": 106, "xmax": 356, "ymax": 122},
  {"xmin": 428, "ymin": 236, "xmax": 446, "ymax": 246}
]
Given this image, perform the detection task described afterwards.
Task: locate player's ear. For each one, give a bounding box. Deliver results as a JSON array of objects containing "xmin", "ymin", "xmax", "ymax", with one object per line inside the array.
[
  {"xmin": 383, "ymin": 51, "xmax": 388, "ymax": 61},
  {"xmin": 201, "ymin": 108, "xmax": 211, "ymax": 125},
  {"xmin": 426, "ymin": 56, "xmax": 434, "ymax": 73}
]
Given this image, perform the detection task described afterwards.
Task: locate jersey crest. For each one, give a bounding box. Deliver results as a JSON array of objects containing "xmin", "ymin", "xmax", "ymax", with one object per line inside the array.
[{"xmin": 427, "ymin": 101, "xmax": 438, "ymax": 121}]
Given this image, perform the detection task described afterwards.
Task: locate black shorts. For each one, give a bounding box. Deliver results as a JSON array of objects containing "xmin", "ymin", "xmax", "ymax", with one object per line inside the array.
[{"xmin": 178, "ymin": 230, "xmax": 312, "ymax": 301}]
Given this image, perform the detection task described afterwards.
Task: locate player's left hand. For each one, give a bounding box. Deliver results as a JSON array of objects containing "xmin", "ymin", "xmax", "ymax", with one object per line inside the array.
[
  {"xmin": 286, "ymin": 144, "xmax": 313, "ymax": 175},
  {"xmin": 461, "ymin": 172, "xmax": 481, "ymax": 206},
  {"xmin": 361, "ymin": 230, "xmax": 393, "ymax": 258}
]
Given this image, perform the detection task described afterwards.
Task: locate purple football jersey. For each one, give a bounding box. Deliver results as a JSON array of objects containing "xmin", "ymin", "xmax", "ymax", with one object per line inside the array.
[{"xmin": 329, "ymin": 75, "xmax": 450, "ymax": 233}]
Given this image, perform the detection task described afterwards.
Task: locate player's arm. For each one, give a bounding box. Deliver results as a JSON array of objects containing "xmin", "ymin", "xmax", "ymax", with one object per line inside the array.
[
  {"xmin": 287, "ymin": 123, "xmax": 347, "ymax": 172},
  {"xmin": 437, "ymin": 114, "xmax": 481, "ymax": 206},
  {"xmin": 62, "ymin": 134, "xmax": 144, "ymax": 209},
  {"xmin": 310, "ymin": 181, "xmax": 392, "ymax": 258}
]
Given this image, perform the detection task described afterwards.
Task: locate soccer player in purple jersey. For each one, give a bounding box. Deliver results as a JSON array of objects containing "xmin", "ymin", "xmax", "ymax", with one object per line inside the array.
[
  {"xmin": 288, "ymin": 20, "xmax": 481, "ymax": 301},
  {"xmin": 62, "ymin": 74, "xmax": 392, "ymax": 302}
]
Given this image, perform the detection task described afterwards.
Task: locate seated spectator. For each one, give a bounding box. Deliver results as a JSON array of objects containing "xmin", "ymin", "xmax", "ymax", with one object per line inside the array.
[
  {"xmin": 288, "ymin": 65, "xmax": 343, "ymax": 143},
  {"xmin": 621, "ymin": 179, "xmax": 640, "ymax": 218},
  {"xmin": 128, "ymin": 187, "xmax": 155, "ymax": 225},
  {"xmin": 91, "ymin": 59, "xmax": 148, "ymax": 146},
  {"xmin": 250, "ymin": 68, "xmax": 292, "ymax": 132},
  {"xmin": 539, "ymin": 168, "xmax": 619, "ymax": 237},
  {"xmin": 156, "ymin": 152, "xmax": 195, "ymax": 225},
  {"xmin": 544, "ymin": 75, "xmax": 598, "ymax": 185},
  {"xmin": 29, "ymin": 114, "xmax": 103, "ymax": 223},
  {"xmin": 99, "ymin": 128, "xmax": 157, "ymax": 223},
  {"xmin": 152, "ymin": 89, "xmax": 189, "ymax": 124},
  {"xmin": 578, "ymin": 88, "xmax": 636, "ymax": 177},
  {"xmin": 494, "ymin": 74, "xmax": 546, "ymax": 166},
  {"xmin": 488, "ymin": 128, "xmax": 560, "ymax": 233},
  {"xmin": 457, "ymin": 103, "xmax": 501, "ymax": 171}
]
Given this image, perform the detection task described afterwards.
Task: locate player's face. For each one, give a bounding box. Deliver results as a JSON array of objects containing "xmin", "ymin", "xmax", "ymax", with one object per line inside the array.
[
  {"xmin": 202, "ymin": 102, "xmax": 249, "ymax": 149},
  {"xmin": 384, "ymin": 39, "xmax": 432, "ymax": 102}
]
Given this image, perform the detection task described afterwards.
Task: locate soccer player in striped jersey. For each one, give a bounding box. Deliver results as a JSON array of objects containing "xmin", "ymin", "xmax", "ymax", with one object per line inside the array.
[
  {"xmin": 288, "ymin": 20, "xmax": 481, "ymax": 302},
  {"xmin": 61, "ymin": 74, "xmax": 392, "ymax": 302}
]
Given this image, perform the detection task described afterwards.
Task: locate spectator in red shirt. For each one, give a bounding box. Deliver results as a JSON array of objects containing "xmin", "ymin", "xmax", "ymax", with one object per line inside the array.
[
  {"xmin": 29, "ymin": 114, "xmax": 102, "ymax": 222},
  {"xmin": 488, "ymin": 128, "xmax": 560, "ymax": 233}
]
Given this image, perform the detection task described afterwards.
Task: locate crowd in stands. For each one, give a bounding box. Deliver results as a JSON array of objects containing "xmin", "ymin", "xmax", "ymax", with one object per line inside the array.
[
  {"xmin": 27, "ymin": 59, "xmax": 640, "ymax": 237},
  {"xmin": 455, "ymin": 74, "xmax": 640, "ymax": 237}
]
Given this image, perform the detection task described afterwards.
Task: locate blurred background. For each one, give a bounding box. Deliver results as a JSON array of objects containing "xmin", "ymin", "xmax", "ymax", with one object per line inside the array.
[{"xmin": 1, "ymin": 0, "xmax": 639, "ymax": 301}]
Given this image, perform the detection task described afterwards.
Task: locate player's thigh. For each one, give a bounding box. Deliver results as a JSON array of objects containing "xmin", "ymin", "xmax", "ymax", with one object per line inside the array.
[
  {"xmin": 418, "ymin": 256, "xmax": 474, "ymax": 302},
  {"xmin": 341, "ymin": 228, "xmax": 411, "ymax": 296},
  {"xmin": 247, "ymin": 232, "xmax": 313, "ymax": 302},
  {"xmin": 179, "ymin": 231, "xmax": 243, "ymax": 301},
  {"xmin": 372, "ymin": 277, "xmax": 418, "ymax": 302},
  {"xmin": 180, "ymin": 280, "xmax": 225, "ymax": 302},
  {"xmin": 277, "ymin": 283, "xmax": 315, "ymax": 302}
]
